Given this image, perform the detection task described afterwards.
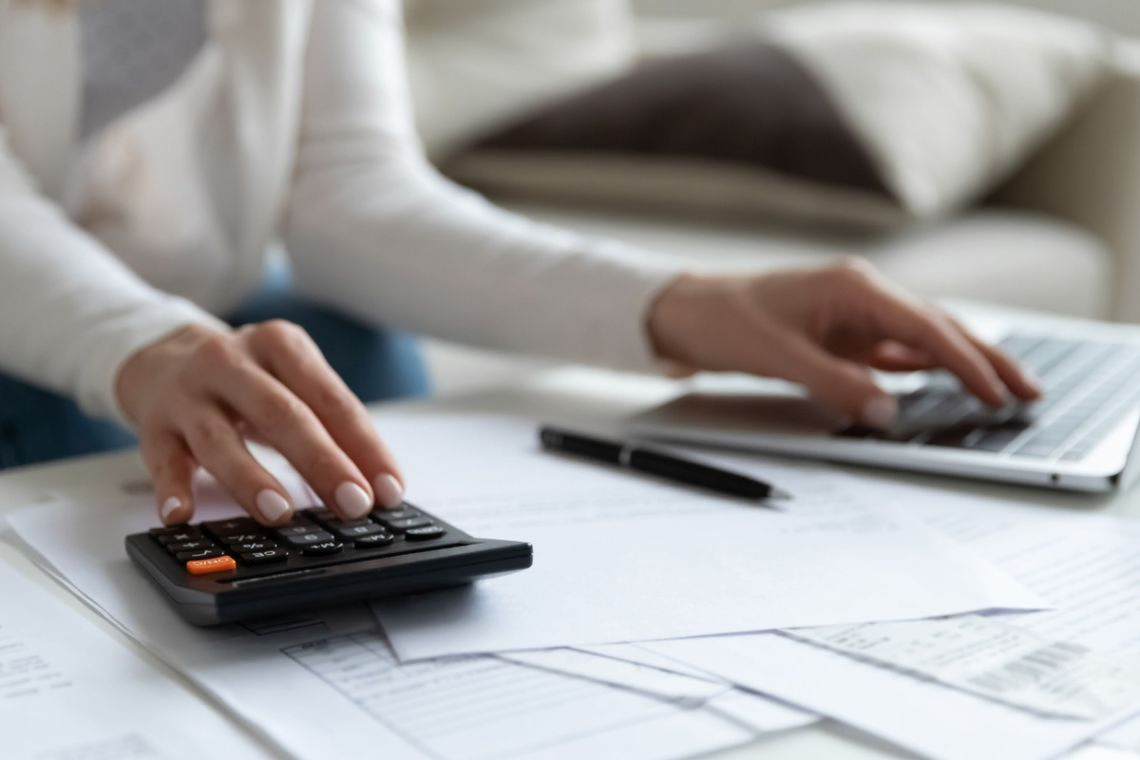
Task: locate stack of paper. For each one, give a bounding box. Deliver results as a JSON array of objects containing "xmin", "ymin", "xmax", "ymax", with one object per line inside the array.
[
  {"xmin": 6, "ymin": 412, "xmax": 1139, "ymax": 760},
  {"xmin": 0, "ymin": 561, "xmax": 264, "ymax": 758}
]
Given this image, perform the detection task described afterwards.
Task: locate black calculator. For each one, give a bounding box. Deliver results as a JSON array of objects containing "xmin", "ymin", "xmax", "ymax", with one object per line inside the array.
[{"xmin": 126, "ymin": 503, "xmax": 532, "ymax": 625}]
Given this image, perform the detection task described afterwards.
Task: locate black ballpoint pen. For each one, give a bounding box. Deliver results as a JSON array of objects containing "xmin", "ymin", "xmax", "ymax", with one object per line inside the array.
[{"xmin": 538, "ymin": 426, "xmax": 792, "ymax": 504}]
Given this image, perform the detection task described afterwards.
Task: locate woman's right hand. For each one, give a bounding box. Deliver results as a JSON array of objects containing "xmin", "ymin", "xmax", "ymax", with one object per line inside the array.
[{"xmin": 115, "ymin": 321, "xmax": 407, "ymax": 527}]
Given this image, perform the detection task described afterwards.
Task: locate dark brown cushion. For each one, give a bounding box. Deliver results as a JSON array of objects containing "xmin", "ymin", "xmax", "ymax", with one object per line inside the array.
[{"xmin": 476, "ymin": 41, "xmax": 891, "ymax": 197}]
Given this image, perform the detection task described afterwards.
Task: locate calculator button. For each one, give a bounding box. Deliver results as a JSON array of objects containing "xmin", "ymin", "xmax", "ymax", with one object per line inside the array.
[
  {"xmin": 354, "ymin": 532, "xmax": 395, "ymax": 549},
  {"xmin": 380, "ymin": 517, "xmax": 431, "ymax": 532},
  {"xmin": 301, "ymin": 541, "xmax": 344, "ymax": 556},
  {"xmin": 155, "ymin": 529, "xmax": 203, "ymax": 545},
  {"xmin": 240, "ymin": 549, "xmax": 289, "ymax": 565},
  {"xmin": 301, "ymin": 508, "xmax": 336, "ymax": 523},
  {"xmin": 219, "ymin": 533, "xmax": 266, "ymax": 546},
  {"xmin": 326, "ymin": 517, "xmax": 375, "ymax": 529},
  {"xmin": 203, "ymin": 518, "xmax": 258, "ymax": 536},
  {"xmin": 282, "ymin": 531, "xmax": 335, "ymax": 547},
  {"xmin": 404, "ymin": 525, "xmax": 446, "ymax": 541},
  {"xmin": 150, "ymin": 525, "xmax": 199, "ymax": 537},
  {"xmin": 275, "ymin": 522, "xmax": 319, "ymax": 537},
  {"xmin": 166, "ymin": 540, "xmax": 215, "ymax": 553},
  {"xmin": 231, "ymin": 541, "xmax": 276, "ymax": 553},
  {"xmin": 186, "ymin": 555, "xmax": 237, "ymax": 575},
  {"xmin": 331, "ymin": 523, "xmax": 385, "ymax": 539},
  {"xmin": 372, "ymin": 507, "xmax": 418, "ymax": 522},
  {"xmin": 176, "ymin": 548, "xmax": 226, "ymax": 563}
]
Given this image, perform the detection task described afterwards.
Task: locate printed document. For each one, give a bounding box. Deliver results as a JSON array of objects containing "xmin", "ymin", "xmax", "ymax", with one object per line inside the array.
[
  {"xmin": 0, "ymin": 561, "xmax": 264, "ymax": 759},
  {"xmin": 5, "ymin": 477, "xmax": 812, "ymax": 760},
  {"xmin": 645, "ymin": 487, "xmax": 1140, "ymax": 760},
  {"xmin": 368, "ymin": 416, "xmax": 1041, "ymax": 660}
]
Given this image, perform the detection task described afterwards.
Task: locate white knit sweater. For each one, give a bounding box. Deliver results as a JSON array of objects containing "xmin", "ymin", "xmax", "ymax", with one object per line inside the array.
[{"xmin": 0, "ymin": 0, "xmax": 676, "ymax": 424}]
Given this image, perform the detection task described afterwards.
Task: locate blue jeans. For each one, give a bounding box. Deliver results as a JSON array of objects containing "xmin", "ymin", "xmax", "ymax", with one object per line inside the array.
[{"xmin": 0, "ymin": 270, "xmax": 431, "ymax": 469}]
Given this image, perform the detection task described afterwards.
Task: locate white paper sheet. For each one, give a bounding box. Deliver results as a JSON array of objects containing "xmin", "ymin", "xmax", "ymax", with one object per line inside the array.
[
  {"xmin": 499, "ymin": 648, "xmax": 729, "ymax": 701},
  {"xmin": 645, "ymin": 488, "xmax": 1140, "ymax": 760},
  {"xmin": 0, "ymin": 561, "xmax": 265, "ymax": 760},
  {"xmin": 4, "ymin": 482, "xmax": 808, "ymax": 760},
  {"xmin": 277, "ymin": 630, "xmax": 760, "ymax": 760},
  {"xmin": 498, "ymin": 647, "xmax": 817, "ymax": 733},
  {"xmin": 1097, "ymin": 713, "xmax": 1140, "ymax": 751},
  {"xmin": 367, "ymin": 416, "xmax": 1041, "ymax": 660},
  {"xmin": 579, "ymin": 643, "xmax": 731, "ymax": 682}
]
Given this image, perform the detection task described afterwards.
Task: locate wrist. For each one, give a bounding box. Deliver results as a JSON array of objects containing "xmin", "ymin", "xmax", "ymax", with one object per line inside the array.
[
  {"xmin": 114, "ymin": 323, "xmax": 225, "ymax": 426},
  {"xmin": 647, "ymin": 273, "xmax": 735, "ymax": 367}
]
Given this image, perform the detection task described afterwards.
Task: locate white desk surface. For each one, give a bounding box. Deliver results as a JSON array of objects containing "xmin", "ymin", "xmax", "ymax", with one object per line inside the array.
[{"xmin": 2, "ymin": 365, "xmax": 1138, "ymax": 760}]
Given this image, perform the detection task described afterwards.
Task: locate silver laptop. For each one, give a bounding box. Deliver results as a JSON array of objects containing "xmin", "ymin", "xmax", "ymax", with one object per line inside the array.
[{"xmin": 628, "ymin": 318, "xmax": 1140, "ymax": 493}]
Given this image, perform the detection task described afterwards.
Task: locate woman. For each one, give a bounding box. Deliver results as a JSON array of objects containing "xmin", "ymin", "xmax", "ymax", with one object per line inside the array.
[{"xmin": 0, "ymin": 0, "xmax": 1038, "ymax": 527}]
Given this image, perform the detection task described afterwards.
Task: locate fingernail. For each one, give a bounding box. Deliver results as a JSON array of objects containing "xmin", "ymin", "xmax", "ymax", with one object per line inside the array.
[
  {"xmin": 160, "ymin": 496, "xmax": 183, "ymax": 524},
  {"xmin": 335, "ymin": 481, "xmax": 373, "ymax": 519},
  {"xmin": 255, "ymin": 489, "xmax": 292, "ymax": 524},
  {"xmin": 373, "ymin": 474, "xmax": 404, "ymax": 509},
  {"xmin": 862, "ymin": 396, "xmax": 897, "ymax": 430}
]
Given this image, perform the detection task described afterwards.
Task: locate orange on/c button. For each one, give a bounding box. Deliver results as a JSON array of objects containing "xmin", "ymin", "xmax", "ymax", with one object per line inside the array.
[{"xmin": 186, "ymin": 555, "xmax": 237, "ymax": 575}]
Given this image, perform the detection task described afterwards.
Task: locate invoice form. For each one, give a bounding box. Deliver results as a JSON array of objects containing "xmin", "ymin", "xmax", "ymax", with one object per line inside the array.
[{"xmin": 0, "ymin": 561, "xmax": 265, "ymax": 759}]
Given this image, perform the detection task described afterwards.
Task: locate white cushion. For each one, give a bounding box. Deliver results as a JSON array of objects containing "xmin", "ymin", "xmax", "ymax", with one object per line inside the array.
[
  {"xmin": 404, "ymin": 0, "xmax": 636, "ymax": 159},
  {"xmin": 762, "ymin": 2, "xmax": 1110, "ymax": 219},
  {"xmin": 444, "ymin": 2, "xmax": 1109, "ymax": 230}
]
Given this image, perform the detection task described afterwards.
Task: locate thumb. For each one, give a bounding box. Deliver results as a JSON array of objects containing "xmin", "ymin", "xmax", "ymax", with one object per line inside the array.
[{"xmin": 780, "ymin": 340, "xmax": 897, "ymax": 429}]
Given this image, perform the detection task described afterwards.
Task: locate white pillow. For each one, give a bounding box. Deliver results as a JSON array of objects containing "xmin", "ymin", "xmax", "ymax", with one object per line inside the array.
[
  {"xmin": 761, "ymin": 2, "xmax": 1111, "ymax": 220},
  {"xmin": 403, "ymin": 0, "xmax": 637, "ymax": 160},
  {"xmin": 443, "ymin": 2, "xmax": 1110, "ymax": 228}
]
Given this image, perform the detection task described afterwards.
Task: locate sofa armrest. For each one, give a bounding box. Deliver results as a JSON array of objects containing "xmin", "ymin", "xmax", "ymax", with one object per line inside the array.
[{"xmin": 992, "ymin": 43, "xmax": 1140, "ymax": 322}]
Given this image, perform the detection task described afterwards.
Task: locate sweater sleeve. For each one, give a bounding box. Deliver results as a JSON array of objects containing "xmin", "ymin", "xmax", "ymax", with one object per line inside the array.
[
  {"xmin": 283, "ymin": 0, "xmax": 680, "ymax": 372},
  {"xmin": 0, "ymin": 131, "xmax": 227, "ymax": 425}
]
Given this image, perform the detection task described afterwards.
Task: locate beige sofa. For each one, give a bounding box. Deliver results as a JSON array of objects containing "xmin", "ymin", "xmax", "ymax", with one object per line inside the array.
[{"xmin": 405, "ymin": 1, "xmax": 1140, "ymax": 393}]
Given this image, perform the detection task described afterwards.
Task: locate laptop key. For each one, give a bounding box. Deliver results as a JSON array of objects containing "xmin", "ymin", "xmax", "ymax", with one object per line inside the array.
[
  {"xmin": 925, "ymin": 430, "xmax": 974, "ymax": 448},
  {"xmin": 969, "ymin": 429, "xmax": 1024, "ymax": 453}
]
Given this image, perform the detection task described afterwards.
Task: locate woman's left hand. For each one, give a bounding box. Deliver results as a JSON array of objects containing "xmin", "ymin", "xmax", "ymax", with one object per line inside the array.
[{"xmin": 646, "ymin": 259, "xmax": 1042, "ymax": 430}]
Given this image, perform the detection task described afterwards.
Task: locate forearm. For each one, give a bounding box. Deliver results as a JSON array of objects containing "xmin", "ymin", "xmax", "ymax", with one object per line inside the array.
[
  {"xmin": 284, "ymin": 154, "xmax": 678, "ymax": 371},
  {"xmin": 285, "ymin": 0, "xmax": 678, "ymax": 372},
  {"xmin": 0, "ymin": 193, "xmax": 226, "ymax": 422}
]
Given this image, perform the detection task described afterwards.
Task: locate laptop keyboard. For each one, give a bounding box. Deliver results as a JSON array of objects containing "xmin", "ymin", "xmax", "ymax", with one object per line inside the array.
[{"xmin": 837, "ymin": 333, "xmax": 1140, "ymax": 461}]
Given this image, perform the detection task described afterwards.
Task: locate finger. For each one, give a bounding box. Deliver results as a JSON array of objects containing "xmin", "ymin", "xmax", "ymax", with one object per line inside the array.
[
  {"xmin": 178, "ymin": 405, "xmax": 295, "ymax": 526},
  {"xmin": 247, "ymin": 321, "xmax": 406, "ymax": 509},
  {"xmin": 947, "ymin": 319, "xmax": 1043, "ymax": 401},
  {"xmin": 141, "ymin": 432, "xmax": 197, "ymax": 525},
  {"xmin": 207, "ymin": 355, "xmax": 376, "ymax": 520},
  {"xmin": 862, "ymin": 288, "xmax": 1009, "ymax": 407},
  {"xmin": 762, "ymin": 330, "xmax": 898, "ymax": 429},
  {"xmin": 864, "ymin": 342, "xmax": 938, "ymax": 373}
]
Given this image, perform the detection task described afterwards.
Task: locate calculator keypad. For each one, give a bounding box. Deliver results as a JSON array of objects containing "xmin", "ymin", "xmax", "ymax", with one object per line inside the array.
[{"xmin": 148, "ymin": 504, "xmax": 453, "ymax": 576}]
